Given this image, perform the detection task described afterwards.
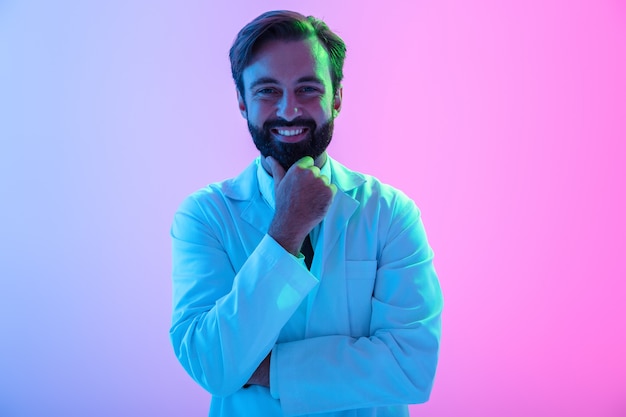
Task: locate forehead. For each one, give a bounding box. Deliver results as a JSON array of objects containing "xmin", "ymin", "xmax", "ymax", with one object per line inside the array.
[{"xmin": 242, "ymin": 37, "xmax": 332, "ymax": 88}]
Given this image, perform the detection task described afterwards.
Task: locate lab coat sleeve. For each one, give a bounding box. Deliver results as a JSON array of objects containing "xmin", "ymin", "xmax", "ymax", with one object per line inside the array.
[
  {"xmin": 271, "ymin": 194, "xmax": 443, "ymax": 416},
  {"xmin": 169, "ymin": 193, "xmax": 318, "ymax": 397}
]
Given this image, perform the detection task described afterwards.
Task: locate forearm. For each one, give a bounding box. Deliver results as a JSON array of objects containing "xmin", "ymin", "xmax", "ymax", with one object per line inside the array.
[
  {"xmin": 271, "ymin": 315, "xmax": 441, "ymax": 415},
  {"xmin": 171, "ymin": 234, "xmax": 317, "ymax": 396}
]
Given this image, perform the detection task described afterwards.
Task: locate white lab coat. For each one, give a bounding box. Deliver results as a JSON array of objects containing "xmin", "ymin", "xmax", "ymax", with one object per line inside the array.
[{"xmin": 170, "ymin": 157, "xmax": 443, "ymax": 417}]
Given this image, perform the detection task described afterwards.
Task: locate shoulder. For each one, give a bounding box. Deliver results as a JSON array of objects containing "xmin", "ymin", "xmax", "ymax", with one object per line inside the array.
[
  {"xmin": 176, "ymin": 160, "xmax": 259, "ymax": 217},
  {"xmin": 330, "ymin": 158, "xmax": 419, "ymax": 216}
]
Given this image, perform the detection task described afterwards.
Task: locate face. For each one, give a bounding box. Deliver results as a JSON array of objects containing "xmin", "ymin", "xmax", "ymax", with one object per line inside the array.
[{"xmin": 238, "ymin": 37, "xmax": 342, "ymax": 171}]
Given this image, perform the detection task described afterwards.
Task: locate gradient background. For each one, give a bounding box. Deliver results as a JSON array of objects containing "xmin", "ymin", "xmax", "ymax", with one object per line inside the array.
[{"xmin": 1, "ymin": 1, "xmax": 625, "ymax": 416}]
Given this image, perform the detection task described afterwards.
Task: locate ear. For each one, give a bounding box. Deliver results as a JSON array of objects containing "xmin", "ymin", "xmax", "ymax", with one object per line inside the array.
[
  {"xmin": 332, "ymin": 87, "xmax": 343, "ymax": 117},
  {"xmin": 237, "ymin": 90, "xmax": 247, "ymax": 119}
]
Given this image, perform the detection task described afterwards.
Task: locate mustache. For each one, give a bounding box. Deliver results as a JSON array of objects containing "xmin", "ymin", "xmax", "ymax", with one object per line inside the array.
[{"xmin": 263, "ymin": 118, "xmax": 317, "ymax": 131}]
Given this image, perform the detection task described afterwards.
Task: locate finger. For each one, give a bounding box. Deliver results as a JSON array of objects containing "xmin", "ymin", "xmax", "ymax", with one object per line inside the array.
[
  {"xmin": 319, "ymin": 175, "xmax": 337, "ymax": 196},
  {"xmin": 295, "ymin": 156, "xmax": 314, "ymax": 169},
  {"xmin": 309, "ymin": 166, "xmax": 321, "ymax": 178},
  {"xmin": 265, "ymin": 156, "xmax": 286, "ymax": 184}
]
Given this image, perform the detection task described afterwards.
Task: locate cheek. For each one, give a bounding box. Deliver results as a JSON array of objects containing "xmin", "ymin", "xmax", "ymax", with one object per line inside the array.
[
  {"xmin": 318, "ymin": 101, "xmax": 335, "ymax": 121},
  {"xmin": 245, "ymin": 105, "xmax": 268, "ymax": 123},
  {"xmin": 250, "ymin": 100, "xmax": 278, "ymax": 117},
  {"xmin": 304, "ymin": 96, "xmax": 334, "ymax": 117}
]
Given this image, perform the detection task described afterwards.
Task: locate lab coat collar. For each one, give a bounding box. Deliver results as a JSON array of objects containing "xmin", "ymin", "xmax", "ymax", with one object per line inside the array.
[{"xmin": 221, "ymin": 155, "xmax": 366, "ymax": 201}]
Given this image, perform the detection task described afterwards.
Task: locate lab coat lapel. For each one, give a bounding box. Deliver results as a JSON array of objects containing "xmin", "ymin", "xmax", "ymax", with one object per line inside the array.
[
  {"xmin": 316, "ymin": 190, "xmax": 359, "ymax": 273},
  {"xmin": 306, "ymin": 158, "xmax": 365, "ymax": 336},
  {"xmin": 223, "ymin": 159, "xmax": 273, "ymax": 236},
  {"xmin": 315, "ymin": 157, "xmax": 365, "ymax": 270},
  {"xmin": 240, "ymin": 196, "xmax": 273, "ymax": 236}
]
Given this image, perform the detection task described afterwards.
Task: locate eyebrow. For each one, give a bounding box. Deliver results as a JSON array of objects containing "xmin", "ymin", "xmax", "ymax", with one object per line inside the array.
[
  {"xmin": 248, "ymin": 75, "xmax": 325, "ymax": 91},
  {"xmin": 249, "ymin": 77, "xmax": 279, "ymax": 90},
  {"xmin": 296, "ymin": 76, "xmax": 324, "ymax": 85}
]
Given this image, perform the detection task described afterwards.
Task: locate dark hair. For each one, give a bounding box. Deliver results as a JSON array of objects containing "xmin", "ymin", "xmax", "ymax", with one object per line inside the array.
[{"xmin": 229, "ymin": 10, "xmax": 347, "ymax": 96}]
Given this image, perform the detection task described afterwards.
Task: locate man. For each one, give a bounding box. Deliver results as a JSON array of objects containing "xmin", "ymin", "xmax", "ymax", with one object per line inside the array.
[{"xmin": 170, "ymin": 10, "xmax": 443, "ymax": 417}]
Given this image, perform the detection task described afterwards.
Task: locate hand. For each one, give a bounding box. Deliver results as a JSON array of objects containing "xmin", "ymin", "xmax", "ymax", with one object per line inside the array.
[
  {"xmin": 265, "ymin": 156, "xmax": 337, "ymax": 255},
  {"xmin": 245, "ymin": 352, "xmax": 271, "ymax": 387}
]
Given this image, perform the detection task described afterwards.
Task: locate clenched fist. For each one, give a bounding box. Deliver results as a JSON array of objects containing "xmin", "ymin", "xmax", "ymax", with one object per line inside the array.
[{"xmin": 265, "ymin": 155, "xmax": 337, "ymax": 256}]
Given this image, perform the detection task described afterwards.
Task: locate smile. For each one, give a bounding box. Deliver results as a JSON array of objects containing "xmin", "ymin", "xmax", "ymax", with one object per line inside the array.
[
  {"xmin": 271, "ymin": 127, "xmax": 308, "ymax": 137},
  {"xmin": 270, "ymin": 127, "xmax": 310, "ymax": 143}
]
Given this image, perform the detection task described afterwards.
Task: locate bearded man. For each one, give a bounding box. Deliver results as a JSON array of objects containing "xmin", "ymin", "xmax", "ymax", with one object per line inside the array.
[{"xmin": 170, "ymin": 10, "xmax": 443, "ymax": 417}]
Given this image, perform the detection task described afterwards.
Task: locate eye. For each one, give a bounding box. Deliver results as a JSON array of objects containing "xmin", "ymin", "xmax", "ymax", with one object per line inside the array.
[
  {"xmin": 299, "ymin": 86, "xmax": 320, "ymax": 94},
  {"xmin": 255, "ymin": 87, "xmax": 278, "ymax": 96}
]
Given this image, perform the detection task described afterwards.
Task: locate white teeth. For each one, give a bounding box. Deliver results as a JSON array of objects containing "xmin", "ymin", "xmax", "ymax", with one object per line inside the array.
[{"xmin": 277, "ymin": 128, "xmax": 304, "ymax": 137}]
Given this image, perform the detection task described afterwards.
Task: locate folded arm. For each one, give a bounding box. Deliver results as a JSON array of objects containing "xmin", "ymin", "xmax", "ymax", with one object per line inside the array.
[
  {"xmin": 270, "ymin": 197, "xmax": 443, "ymax": 416},
  {"xmin": 169, "ymin": 195, "xmax": 317, "ymax": 397}
]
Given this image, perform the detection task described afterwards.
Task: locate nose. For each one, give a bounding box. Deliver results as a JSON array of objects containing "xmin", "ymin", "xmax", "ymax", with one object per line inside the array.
[{"xmin": 276, "ymin": 92, "xmax": 300, "ymax": 121}]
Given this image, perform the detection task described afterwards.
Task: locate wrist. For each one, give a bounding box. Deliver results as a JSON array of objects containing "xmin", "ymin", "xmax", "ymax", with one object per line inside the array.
[{"xmin": 268, "ymin": 225, "xmax": 305, "ymax": 256}]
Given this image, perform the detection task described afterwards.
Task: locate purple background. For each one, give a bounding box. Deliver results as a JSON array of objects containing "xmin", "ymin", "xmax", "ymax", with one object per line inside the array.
[{"xmin": 1, "ymin": 1, "xmax": 625, "ymax": 416}]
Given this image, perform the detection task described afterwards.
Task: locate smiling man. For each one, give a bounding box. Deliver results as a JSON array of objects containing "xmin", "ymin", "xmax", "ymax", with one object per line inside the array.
[
  {"xmin": 170, "ymin": 10, "xmax": 443, "ymax": 417},
  {"xmin": 241, "ymin": 35, "xmax": 338, "ymax": 174}
]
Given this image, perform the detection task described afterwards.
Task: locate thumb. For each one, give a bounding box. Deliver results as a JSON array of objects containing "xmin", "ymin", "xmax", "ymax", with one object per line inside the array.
[{"xmin": 265, "ymin": 156, "xmax": 286, "ymax": 185}]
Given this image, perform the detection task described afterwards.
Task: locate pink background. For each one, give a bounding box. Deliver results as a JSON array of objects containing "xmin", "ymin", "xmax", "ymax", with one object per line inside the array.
[{"xmin": 1, "ymin": 1, "xmax": 625, "ymax": 416}]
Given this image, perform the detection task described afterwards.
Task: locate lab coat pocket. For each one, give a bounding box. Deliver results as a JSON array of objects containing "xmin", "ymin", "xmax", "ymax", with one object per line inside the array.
[{"xmin": 345, "ymin": 260, "xmax": 377, "ymax": 337}]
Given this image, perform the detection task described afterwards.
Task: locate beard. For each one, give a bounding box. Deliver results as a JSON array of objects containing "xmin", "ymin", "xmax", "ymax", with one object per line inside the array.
[{"xmin": 248, "ymin": 117, "xmax": 334, "ymax": 171}]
